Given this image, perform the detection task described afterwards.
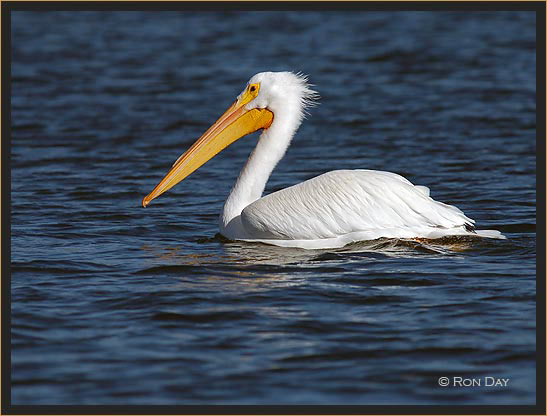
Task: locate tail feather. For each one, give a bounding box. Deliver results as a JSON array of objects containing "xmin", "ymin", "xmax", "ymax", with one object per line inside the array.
[{"xmin": 475, "ymin": 229, "xmax": 506, "ymax": 239}]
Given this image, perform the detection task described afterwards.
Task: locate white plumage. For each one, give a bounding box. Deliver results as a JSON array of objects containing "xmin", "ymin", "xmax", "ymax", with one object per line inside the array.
[
  {"xmin": 144, "ymin": 71, "xmax": 504, "ymax": 249},
  {"xmin": 229, "ymin": 169, "xmax": 502, "ymax": 249}
]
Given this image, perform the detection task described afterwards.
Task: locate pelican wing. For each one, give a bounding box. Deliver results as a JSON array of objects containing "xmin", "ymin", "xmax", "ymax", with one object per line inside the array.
[{"xmin": 240, "ymin": 170, "xmax": 475, "ymax": 242}]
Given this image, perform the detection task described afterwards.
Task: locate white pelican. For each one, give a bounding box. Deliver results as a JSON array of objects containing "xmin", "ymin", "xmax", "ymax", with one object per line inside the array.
[{"xmin": 142, "ymin": 71, "xmax": 504, "ymax": 249}]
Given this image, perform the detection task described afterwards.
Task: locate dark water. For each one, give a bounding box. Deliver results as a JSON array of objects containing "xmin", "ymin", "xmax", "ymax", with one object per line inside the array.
[{"xmin": 10, "ymin": 11, "xmax": 537, "ymax": 405}]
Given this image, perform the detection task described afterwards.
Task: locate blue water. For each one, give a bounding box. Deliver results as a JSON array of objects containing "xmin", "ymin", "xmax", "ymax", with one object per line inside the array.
[{"xmin": 10, "ymin": 11, "xmax": 537, "ymax": 405}]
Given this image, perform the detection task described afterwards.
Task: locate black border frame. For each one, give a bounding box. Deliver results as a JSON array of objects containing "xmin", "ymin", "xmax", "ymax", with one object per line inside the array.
[{"xmin": 2, "ymin": 2, "xmax": 545, "ymax": 415}]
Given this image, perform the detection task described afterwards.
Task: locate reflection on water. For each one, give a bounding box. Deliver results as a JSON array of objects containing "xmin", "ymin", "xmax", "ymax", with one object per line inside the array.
[{"xmin": 144, "ymin": 235, "xmax": 477, "ymax": 269}]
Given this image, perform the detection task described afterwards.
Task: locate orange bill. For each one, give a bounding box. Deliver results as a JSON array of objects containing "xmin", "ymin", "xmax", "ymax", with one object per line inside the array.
[{"xmin": 142, "ymin": 85, "xmax": 273, "ymax": 207}]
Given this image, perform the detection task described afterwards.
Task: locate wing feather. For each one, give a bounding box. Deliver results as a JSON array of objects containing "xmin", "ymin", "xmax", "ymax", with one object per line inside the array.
[{"xmin": 240, "ymin": 170, "xmax": 474, "ymax": 240}]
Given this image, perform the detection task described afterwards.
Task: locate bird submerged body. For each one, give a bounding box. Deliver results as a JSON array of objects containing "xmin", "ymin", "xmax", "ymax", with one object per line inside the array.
[
  {"xmin": 223, "ymin": 169, "xmax": 502, "ymax": 249},
  {"xmin": 143, "ymin": 71, "xmax": 504, "ymax": 249}
]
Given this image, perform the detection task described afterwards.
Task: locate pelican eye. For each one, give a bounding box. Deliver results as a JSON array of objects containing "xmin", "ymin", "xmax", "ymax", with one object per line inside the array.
[{"xmin": 248, "ymin": 83, "xmax": 259, "ymax": 95}]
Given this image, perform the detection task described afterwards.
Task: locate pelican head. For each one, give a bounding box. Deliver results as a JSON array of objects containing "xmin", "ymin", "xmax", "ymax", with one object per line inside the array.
[
  {"xmin": 142, "ymin": 71, "xmax": 318, "ymax": 207},
  {"xmin": 239, "ymin": 71, "xmax": 318, "ymax": 120}
]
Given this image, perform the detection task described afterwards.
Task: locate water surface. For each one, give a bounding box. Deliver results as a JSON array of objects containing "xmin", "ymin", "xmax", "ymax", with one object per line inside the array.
[{"xmin": 11, "ymin": 11, "xmax": 536, "ymax": 405}]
